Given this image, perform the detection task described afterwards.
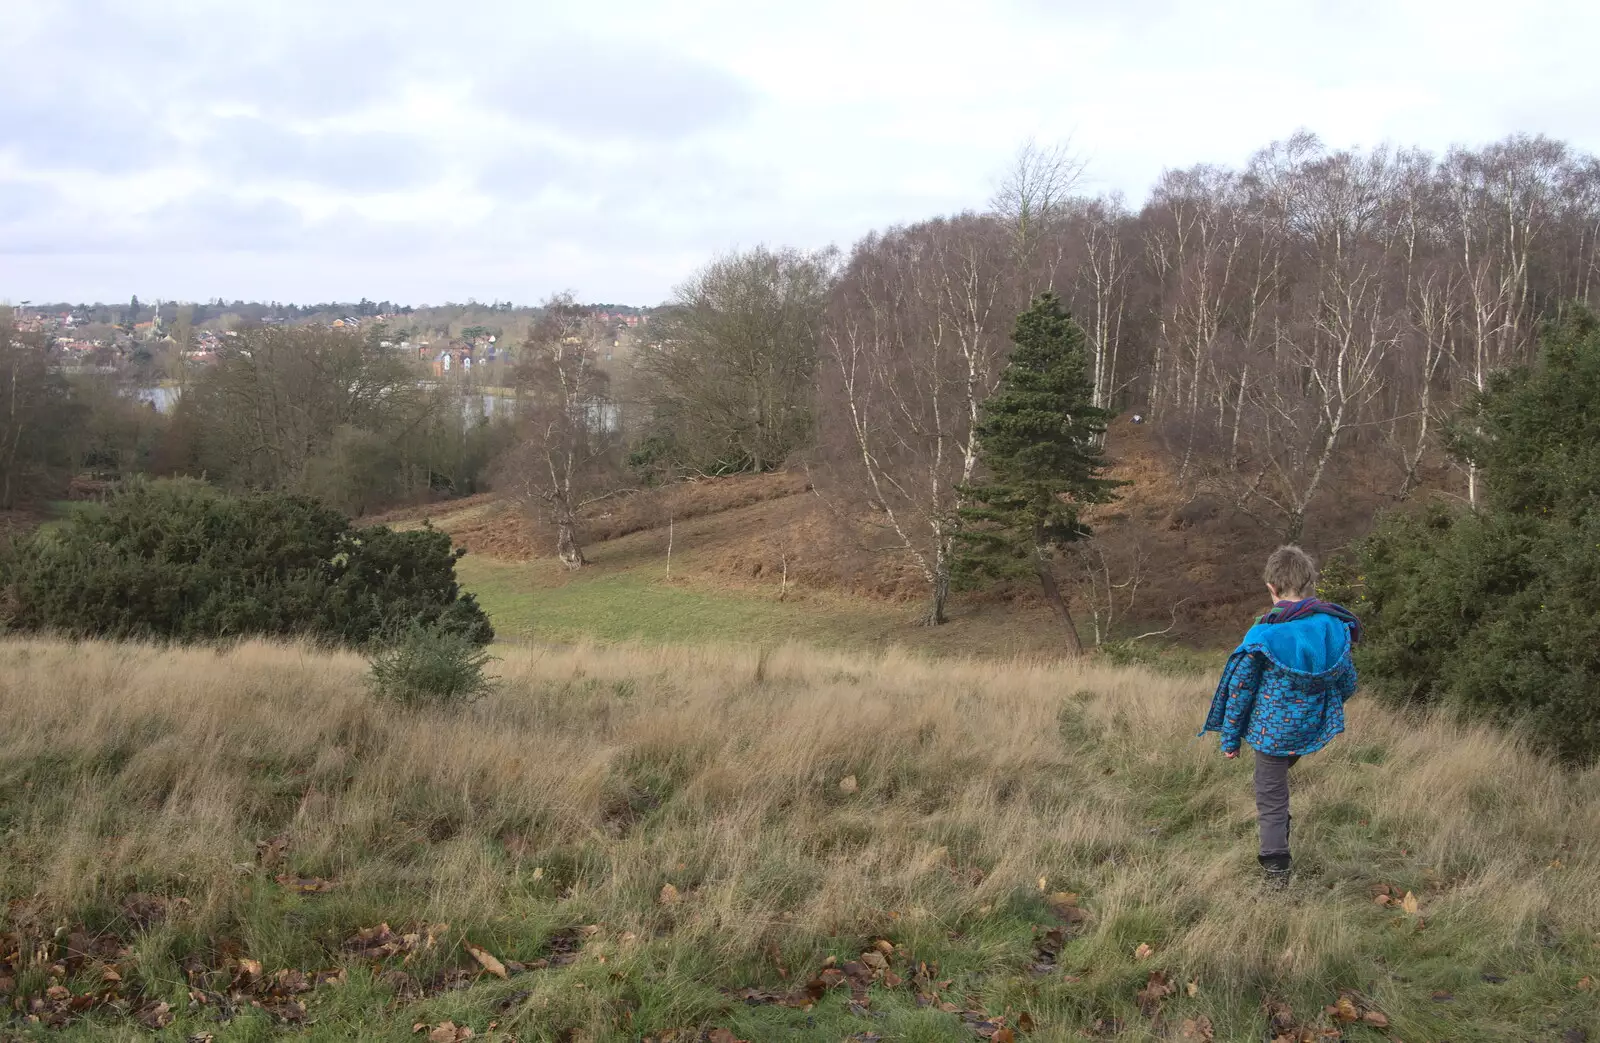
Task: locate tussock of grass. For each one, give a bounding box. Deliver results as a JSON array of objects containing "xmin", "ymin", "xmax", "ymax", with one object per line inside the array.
[{"xmin": 0, "ymin": 638, "xmax": 1596, "ymax": 1041}]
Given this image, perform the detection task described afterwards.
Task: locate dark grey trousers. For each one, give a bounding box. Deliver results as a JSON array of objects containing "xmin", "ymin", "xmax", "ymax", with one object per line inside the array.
[{"xmin": 1254, "ymin": 750, "xmax": 1300, "ymax": 859}]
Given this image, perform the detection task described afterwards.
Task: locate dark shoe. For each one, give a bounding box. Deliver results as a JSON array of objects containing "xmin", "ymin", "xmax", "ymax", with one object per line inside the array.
[{"xmin": 1260, "ymin": 854, "xmax": 1291, "ymax": 889}]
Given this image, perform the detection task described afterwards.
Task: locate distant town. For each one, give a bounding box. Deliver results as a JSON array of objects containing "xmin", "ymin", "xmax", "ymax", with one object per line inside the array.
[{"xmin": 7, "ymin": 298, "xmax": 655, "ymax": 400}]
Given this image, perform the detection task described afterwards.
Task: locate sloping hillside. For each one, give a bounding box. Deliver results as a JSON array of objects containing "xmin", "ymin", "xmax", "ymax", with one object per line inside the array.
[{"xmin": 388, "ymin": 425, "xmax": 1397, "ymax": 655}]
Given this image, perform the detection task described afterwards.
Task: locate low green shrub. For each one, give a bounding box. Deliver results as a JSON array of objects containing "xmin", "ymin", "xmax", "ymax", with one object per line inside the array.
[
  {"xmin": 0, "ymin": 478, "xmax": 492, "ymax": 647},
  {"xmin": 1347, "ymin": 307, "xmax": 1600, "ymax": 763},
  {"xmin": 368, "ymin": 621, "xmax": 497, "ymax": 708}
]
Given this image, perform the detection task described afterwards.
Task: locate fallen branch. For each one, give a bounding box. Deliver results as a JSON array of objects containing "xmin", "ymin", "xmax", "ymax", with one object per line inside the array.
[{"xmin": 1126, "ymin": 596, "xmax": 1194, "ymax": 643}]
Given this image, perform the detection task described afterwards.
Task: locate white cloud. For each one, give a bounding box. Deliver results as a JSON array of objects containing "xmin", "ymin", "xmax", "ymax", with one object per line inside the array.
[{"xmin": 2, "ymin": 0, "xmax": 1598, "ymax": 303}]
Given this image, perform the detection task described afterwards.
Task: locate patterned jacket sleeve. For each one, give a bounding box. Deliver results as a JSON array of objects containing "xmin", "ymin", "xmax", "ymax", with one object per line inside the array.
[{"xmin": 1204, "ymin": 652, "xmax": 1265, "ymax": 754}]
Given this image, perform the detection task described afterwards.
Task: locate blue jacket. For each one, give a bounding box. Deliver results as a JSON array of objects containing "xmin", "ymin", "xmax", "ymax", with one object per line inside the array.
[{"xmin": 1199, "ymin": 612, "xmax": 1359, "ymax": 757}]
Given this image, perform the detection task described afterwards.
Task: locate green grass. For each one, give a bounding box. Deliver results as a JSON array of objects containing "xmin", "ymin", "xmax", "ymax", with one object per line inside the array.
[
  {"xmin": 458, "ymin": 555, "xmax": 901, "ymax": 649},
  {"xmin": 457, "ymin": 554, "xmax": 1205, "ymax": 663}
]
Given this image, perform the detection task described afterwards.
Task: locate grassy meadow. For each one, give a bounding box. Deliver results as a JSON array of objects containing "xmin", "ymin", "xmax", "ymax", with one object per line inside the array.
[
  {"xmin": 0, "ymin": 638, "xmax": 1596, "ymax": 1041},
  {"xmin": 453, "ymin": 557, "xmax": 1109, "ymax": 664}
]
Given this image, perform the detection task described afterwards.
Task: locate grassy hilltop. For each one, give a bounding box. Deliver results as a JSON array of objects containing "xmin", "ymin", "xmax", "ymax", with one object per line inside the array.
[{"xmin": 0, "ymin": 638, "xmax": 1595, "ymax": 1041}]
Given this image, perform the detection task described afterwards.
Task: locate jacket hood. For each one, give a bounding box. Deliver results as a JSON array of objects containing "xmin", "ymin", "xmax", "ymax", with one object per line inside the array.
[{"xmin": 1236, "ymin": 613, "xmax": 1354, "ymax": 676}]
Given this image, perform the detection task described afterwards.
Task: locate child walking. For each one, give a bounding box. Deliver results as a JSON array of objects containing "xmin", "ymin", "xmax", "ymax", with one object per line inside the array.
[{"xmin": 1199, "ymin": 545, "xmax": 1362, "ymax": 887}]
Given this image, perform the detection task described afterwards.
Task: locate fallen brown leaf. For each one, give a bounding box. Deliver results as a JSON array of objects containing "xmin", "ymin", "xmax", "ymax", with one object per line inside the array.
[
  {"xmin": 1264, "ymin": 1000, "xmax": 1296, "ymax": 1035},
  {"xmin": 137, "ymin": 1001, "xmax": 174, "ymax": 1029},
  {"xmin": 426, "ymin": 1021, "xmax": 474, "ymax": 1042},
  {"xmin": 256, "ymin": 834, "xmax": 290, "ymax": 869},
  {"xmin": 1362, "ymin": 1010, "xmax": 1389, "ymax": 1028},
  {"xmin": 1331, "ymin": 995, "xmax": 1359, "ymax": 1022},
  {"xmin": 1577, "ymin": 975, "xmax": 1594, "ymax": 991},
  {"xmin": 464, "ymin": 941, "xmax": 508, "ymax": 979},
  {"xmin": 706, "ymin": 1029, "xmax": 743, "ymax": 1043},
  {"xmin": 1186, "ymin": 980, "xmax": 1199, "ymax": 997},
  {"xmin": 838, "ymin": 774, "xmax": 859, "ymax": 794},
  {"xmin": 1401, "ymin": 891, "xmax": 1420, "ymax": 916},
  {"xmin": 1046, "ymin": 891, "xmax": 1080, "ymax": 911},
  {"xmin": 274, "ymin": 874, "xmax": 335, "ymax": 894},
  {"xmin": 1136, "ymin": 970, "xmax": 1174, "ymax": 1015},
  {"xmin": 1134, "ymin": 942, "xmax": 1154, "ymax": 960},
  {"xmin": 1182, "ymin": 1015, "xmax": 1215, "ymax": 1041}
]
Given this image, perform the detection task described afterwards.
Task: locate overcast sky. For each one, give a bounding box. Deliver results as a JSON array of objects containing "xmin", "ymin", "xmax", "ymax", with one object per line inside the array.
[{"xmin": 2, "ymin": 0, "xmax": 1597, "ymax": 307}]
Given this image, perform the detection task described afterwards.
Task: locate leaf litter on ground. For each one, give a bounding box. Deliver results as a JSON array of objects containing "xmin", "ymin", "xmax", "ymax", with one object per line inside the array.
[{"xmin": 731, "ymin": 935, "xmax": 1028, "ymax": 1039}]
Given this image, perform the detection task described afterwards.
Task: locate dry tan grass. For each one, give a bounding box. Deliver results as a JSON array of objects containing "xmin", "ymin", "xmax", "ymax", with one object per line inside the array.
[{"xmin": 1, "ymin": 637, "xmax": 1597, "ymax": 1040}]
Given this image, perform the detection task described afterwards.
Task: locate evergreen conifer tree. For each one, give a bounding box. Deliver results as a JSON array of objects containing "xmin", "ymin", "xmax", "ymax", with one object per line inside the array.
[{"xmin": 956, "ymin": 293, "xmax": 1122, "ymax": 652}]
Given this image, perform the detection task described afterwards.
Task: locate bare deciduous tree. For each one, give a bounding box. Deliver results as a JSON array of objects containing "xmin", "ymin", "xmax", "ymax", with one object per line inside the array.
[
  {"xmin": 991, "ymin": 137, "xmax": 1088, "ymax": 264},
  {"xmin": 818, "ymin": 216, "xmax": 1021, "ymax": 624},
  {"xmin": 642, "ymin": 246, "xmax": 836, "ymax": 474},
  {"xmin": 498, "ymin": 295, "xmax": 622, "ymax": 569},
  {"xmin": 0, "ymin": 316, "xmax": 81, "ymax": 509},
  {"xmin": 185, "ymin": 324, "xmax": 428, "ymax": 492}
]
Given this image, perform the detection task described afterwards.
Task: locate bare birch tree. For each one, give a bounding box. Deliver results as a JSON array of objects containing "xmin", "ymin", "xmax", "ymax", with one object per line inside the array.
[
  {"xmin": 499, "ymin": 295, "xmax": 622, "ymax": 569},
  {"xmin": 1440, "ymin": 136, "xmax": 1569, "ymax": 502},
  {"xmin": 1062, "ymin": 195, "xmax": 1137, "ymax": 414},
  {"xmin": 818, "ymin": 216, "xmax": 1020, "ymax": 624}
]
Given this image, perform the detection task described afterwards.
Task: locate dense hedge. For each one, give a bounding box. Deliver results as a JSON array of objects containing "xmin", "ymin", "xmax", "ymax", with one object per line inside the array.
[
  {"xmin": 0, "ymin": 479, "xmax": 492, "ymax": 647},
  {"xmin": 1336, "ymin": 308, "xmax": 1600, "ymax": 763}
]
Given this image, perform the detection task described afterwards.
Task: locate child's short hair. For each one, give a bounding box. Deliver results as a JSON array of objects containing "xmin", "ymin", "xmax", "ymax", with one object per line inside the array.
[{"xmin": 1264, "ymin": 545, "xmax": 1317, "ymax": 597}]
